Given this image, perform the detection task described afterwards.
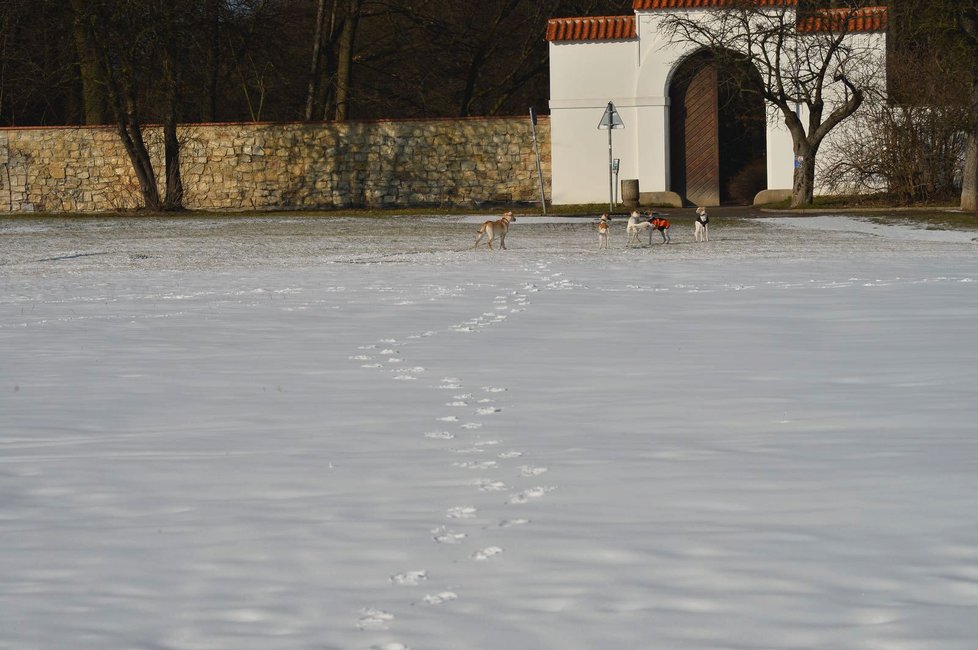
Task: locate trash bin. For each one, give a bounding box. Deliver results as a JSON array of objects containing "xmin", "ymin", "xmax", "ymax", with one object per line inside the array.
[{"xmin": 621, "ymin": 179, "xmax": 639, "ymax": 207}]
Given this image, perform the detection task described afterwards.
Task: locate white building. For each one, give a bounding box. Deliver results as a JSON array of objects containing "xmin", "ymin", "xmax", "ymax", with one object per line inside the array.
[{"xmin": 546, "ymin": 0, "xmax": 888, "ymax": 207}]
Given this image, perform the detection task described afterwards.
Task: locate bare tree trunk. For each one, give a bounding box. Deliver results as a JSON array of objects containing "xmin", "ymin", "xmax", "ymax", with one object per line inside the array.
[
  {"xmin": 103, "ymin": 52, "xmax": 162, "ymax": 210},
  {"xmin": 962, "ymin": 130, "xmax": 978, "ymax": 212},
  {"xmin": 69, "ymin": 0, "xmax": 104, "ymax": 124},
  {"xmin": 304, "ymin": 0, "xmax": 328, "ymax": 121},
  {"xmin": 205, "ymin": 0, "xmax": 221, "ymax": 122},
  {"xmin": 162, "ymin": 45, "xmax": 184, "ymax": 211},
  {"xmin": 160, "ymin": 1, "xmax": 184, "ymax": 211},
  {"xmin": 82, "ymin": 0, "xmax": 167, "ymax": 211},
  {"xmin": 333, "ymin": 2, "xmax": 359, "ymax": 121},
  {"xmin": 119, "ymin": 112, "xmax": 163, "ymax": 211},
  {"xmin": 163, "ymin": 114, "xmax": 183, "ymax": 210},
  {"xmin": 956, "ymin": 9, "xmax": 977, "ymax": 211},
  {"xmin": 791, "ymin": 153, "xmax": 816, "ymax": 208}
]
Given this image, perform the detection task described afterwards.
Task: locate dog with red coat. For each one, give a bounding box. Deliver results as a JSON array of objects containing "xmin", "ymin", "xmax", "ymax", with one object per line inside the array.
[{"xmin": 647, "ymin": 211, "xmax": 670, "ymax": 243}]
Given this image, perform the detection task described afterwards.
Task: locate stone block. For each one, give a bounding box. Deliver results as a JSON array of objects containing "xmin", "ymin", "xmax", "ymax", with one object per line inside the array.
[
  {"xmin": 753, "ymin": 188, "xmax": 792, "ymax": 205},
  {"xmin": 639, "ymin": 191, "xmax": 682, "ymax": 208}
]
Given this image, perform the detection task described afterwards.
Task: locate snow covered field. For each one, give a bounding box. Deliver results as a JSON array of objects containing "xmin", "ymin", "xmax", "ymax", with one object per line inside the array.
[{"xmin": 2, "ymin": 213, "xmax": 978, "ymax": 650}]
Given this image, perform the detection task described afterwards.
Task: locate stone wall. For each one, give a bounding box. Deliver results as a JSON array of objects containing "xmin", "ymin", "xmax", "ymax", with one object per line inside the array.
[{"xmin": 0, "ymin": 116, "xmax": 550, "ymax": 213}]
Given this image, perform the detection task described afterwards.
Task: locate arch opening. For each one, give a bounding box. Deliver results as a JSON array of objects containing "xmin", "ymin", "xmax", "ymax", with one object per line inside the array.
[{"xmin": 668, "ymin": 50, "xmax": 767, "ymax": 206}]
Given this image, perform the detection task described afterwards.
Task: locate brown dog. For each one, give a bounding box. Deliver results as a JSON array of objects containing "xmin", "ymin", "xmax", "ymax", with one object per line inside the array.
[{"xmin": 473, "ymin": 211, "xmax": 515, "ymax": 250}]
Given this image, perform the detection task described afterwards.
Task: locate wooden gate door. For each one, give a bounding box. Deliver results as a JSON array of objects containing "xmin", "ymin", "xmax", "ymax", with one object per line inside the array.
[{"xmin": 683, "ymin": 63, "xmax": 720, "ymax": 207}]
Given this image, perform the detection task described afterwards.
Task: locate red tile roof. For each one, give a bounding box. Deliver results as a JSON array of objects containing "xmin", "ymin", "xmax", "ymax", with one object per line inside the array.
[
  {"xmin": 632, "ymin": 0, "xmax": 887, "ymax": 32},
  {"xmin": 546, "ymin": 15, "xmax": 636, "ymax": 42},
  {"xmin": 797, "ymin": 6, "xmax": 888, "ymax": 33},
  {"xmin": 633, "ymin": 0, "xmax": 794, "ymax": 8},
  {"xmin": 547, "ymin": 2, "xmax": 886, "ymax": 42}
]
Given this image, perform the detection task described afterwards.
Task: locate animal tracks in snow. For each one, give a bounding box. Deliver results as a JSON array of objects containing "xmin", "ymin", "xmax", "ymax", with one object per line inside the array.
[
  {"xmin": 508, "ymin": 486, "xmax": 555, "ymax": 505},
  {"xmin": 497, "ymin": 518, "xmax": 530, "ymax": 528},
  {"xmin": 474, "ymin": 479, "xmax": 508, "ymax": 492},
  {"xmin": 351, "ymin": 282, "xmax": 557, "ymax": 641},
  {"xmin": 390, "ymin": 570, "xmax": 428, "ymax": 586},
  {"xmin": 357, "ymin": 608, "xmax": 395, "ymax": 631},
  {"xmin": 470, "ymin": 546, "xmax": 503, "ymax": 561},
  {"xmin": 452, "ymin": 460, "xmax": 498, "ymax": 470},
  {"xmin": 431, "ymin": 526, "xmax": 467, "ymax": 544},
  {"xmin": 422, "ymin": 591, "xmax": 459, "ymax": 605},
  {"xmin": 446, "ymin": 506, "xmax": 478, "ymax": 519}
]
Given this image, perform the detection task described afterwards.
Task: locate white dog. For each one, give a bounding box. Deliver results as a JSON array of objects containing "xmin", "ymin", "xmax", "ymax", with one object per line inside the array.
[
  {"xmin": 597, "ymin": 214, "xmax": 610, "ymax": 249},
  {"xmin": 473, "ymin": 211, "xmax": 515, "ymax": 250},
  {"xmin": 694, "ymin": 206, "xmax": 709, "ymax": 242},
  {"xmin": 625, "ymin": 211, "xmax": 651, "ymax": 247}
]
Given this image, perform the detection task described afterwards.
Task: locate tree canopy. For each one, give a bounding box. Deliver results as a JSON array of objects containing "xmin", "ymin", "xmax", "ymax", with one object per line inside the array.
[{"xmin": 0, "ymin": 0, "xmax": 631, "ymax": 127}]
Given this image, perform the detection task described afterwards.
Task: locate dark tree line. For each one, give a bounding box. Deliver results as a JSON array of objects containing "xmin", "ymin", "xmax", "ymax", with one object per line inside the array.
[
  {"xmin": 3, "ymin": 1, "xmax": 974, "ymax": 211},
  {"xmin": 2, "ymin": 0, "xmax": 629, "ymax": 210},
  {"xmin": 1, "ymin": 0, "xmax": 631, "ymax": 127}
]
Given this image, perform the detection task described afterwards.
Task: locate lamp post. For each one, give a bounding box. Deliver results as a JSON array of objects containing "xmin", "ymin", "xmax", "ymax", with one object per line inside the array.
[{"xmin": 597, "ymin": 101, "xmax": 624, "ymax": 213}]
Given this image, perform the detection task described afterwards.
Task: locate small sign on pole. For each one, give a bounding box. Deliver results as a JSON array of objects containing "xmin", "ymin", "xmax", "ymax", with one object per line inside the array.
[{"xmin": 597, "ymin": 102, "xmax": 624, "ymax": 213}]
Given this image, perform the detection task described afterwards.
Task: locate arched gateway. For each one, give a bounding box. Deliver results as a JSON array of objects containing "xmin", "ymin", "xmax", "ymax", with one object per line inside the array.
[
  {"xmin": 668, "ymin": 51, "xmax": 767, "ymax": 206},
  {"xmin": 545, "ymin": 1, "xmax": 886, "ymax": 207}
]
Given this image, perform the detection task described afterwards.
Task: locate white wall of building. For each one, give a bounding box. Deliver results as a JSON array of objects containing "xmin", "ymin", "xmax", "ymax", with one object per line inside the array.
[
  {"xmin": 549, "ymin": 40, "xmax": 639, "ymax": 205},
  {"xmin": 548, "ymin": 8, "xmax": 887, "ymax": 206}
]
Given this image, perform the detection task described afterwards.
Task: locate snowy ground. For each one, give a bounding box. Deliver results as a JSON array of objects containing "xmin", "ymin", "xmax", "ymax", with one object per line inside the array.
[{"xmin": 2, "ymin": 212, "xmax": 978, "ymax": 650}]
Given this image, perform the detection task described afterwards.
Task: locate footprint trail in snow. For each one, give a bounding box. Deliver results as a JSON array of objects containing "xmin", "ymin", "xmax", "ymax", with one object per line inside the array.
[{"xmin": 349, "ymin": 264, "xmax": 558, "ymax": 643}]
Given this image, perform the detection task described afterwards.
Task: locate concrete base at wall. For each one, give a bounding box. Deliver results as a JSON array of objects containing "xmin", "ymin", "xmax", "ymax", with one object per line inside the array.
[
  {"xmin": 639, "ymin": 191, "xmax": 683, "ymax": 208},
  {"xmin": 754, "ymin": 189, "xmax": 792, "ymax": 205}
]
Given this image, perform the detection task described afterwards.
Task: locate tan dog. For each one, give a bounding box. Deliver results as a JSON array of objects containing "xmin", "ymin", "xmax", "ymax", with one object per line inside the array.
[{"xmin": 473, "ymin": 211, "xmax": 515, "ymax": 250}]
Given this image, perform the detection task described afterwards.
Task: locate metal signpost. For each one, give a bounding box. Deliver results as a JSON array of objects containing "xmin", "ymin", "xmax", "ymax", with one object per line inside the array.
[
  {"xmin": 613, "ymin": 158, "xmax": 620, "ymax": 204},
  {"xmin": 597, "ymin": 101, "xmax": 624, "ymax": 213},
  {"xmin": 529, "ymin": 107, "xmax": 547, "ymax": 214}
]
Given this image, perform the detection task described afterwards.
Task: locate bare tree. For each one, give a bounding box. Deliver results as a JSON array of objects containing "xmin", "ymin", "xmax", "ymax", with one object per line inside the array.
[
  {"xmin": 820, "ymin": 51, "xmax": 970, "ymax": 205},
  {"xmin": 659, "ymin": 1, "xmax": 883, "ymax": 207},
  {"xmin": 304, "ymin": 0, "xmax": 330, "ymax": 120},
  {"xmin": 1, "ymin": 0, "xmax": 84, "ymax": 125},
  {"xmin": 7, "ymin": 0, "xmax": 632, "ymax": 125},
  {"xmin": 886, "ymin": 1, "xmax": 978, "ymax": 212},
  {"xmin": 74, "ymin": 0, "xmax": 189, "ymax": 211},
  {"xmin": 69, "ymin": 0, "xmax": 105, "ymax": 125},
  {"xmin": 346, "ymin": 0, "xmax": 628, "ymax": 119},
  {"xmin": 952, "ymin": 7, "xmax": 978, "ymax": 212}
]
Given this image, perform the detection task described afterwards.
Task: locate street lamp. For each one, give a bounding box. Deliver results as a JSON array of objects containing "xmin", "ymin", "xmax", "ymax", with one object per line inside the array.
[{"xmin": 597, "ymin": 101, "xmax": 624, "ymax": 213}]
